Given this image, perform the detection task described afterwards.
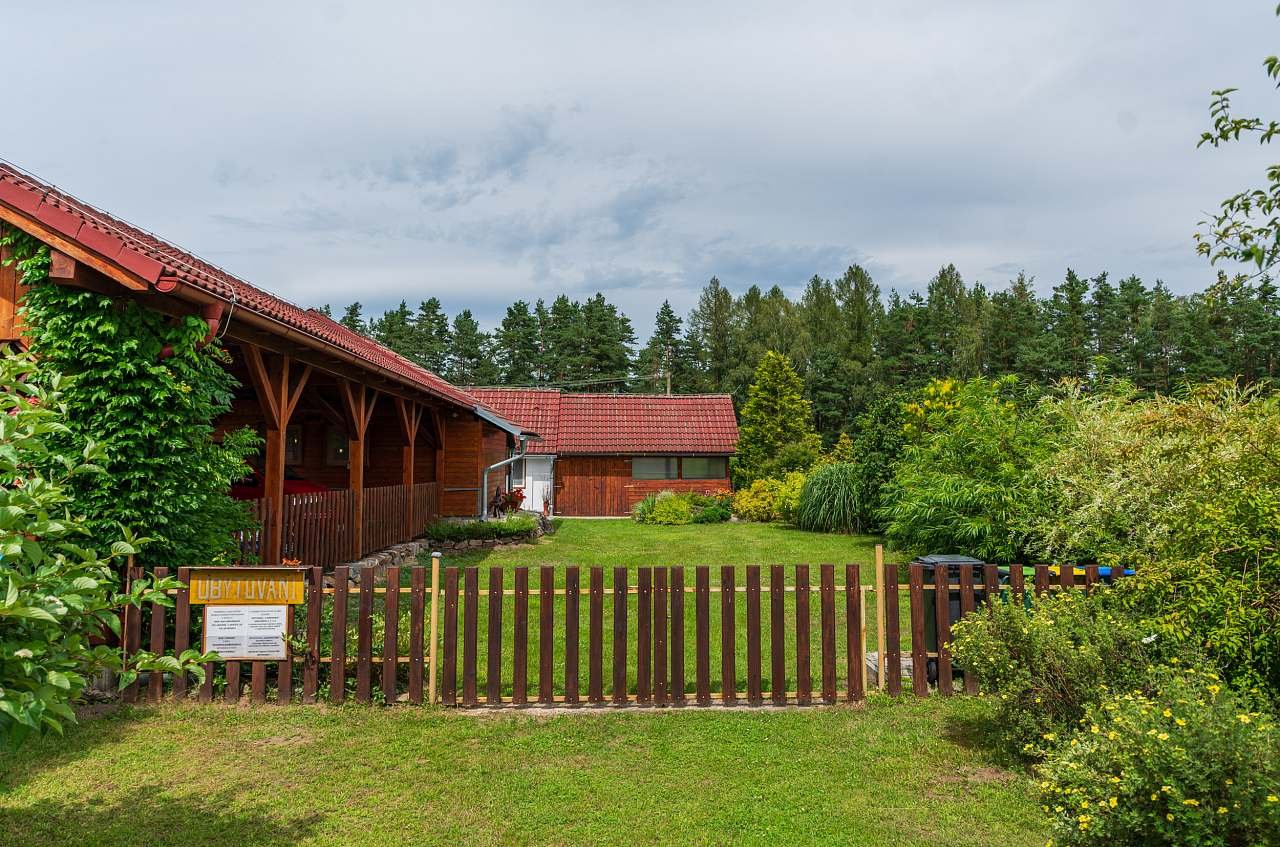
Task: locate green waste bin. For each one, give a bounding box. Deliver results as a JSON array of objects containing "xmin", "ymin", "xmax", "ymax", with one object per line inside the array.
[{"xmin": 913, "ymin": 554, "xmax": 986, "ymax": 685}]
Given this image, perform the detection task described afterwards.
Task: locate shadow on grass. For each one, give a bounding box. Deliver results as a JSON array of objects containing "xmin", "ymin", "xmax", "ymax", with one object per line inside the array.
[
  {"xmin": 0, "ymin": 786, "xmax": 323, "ymax": 847},
  {"xmin": 940, "ymin": 697, "xmax": 1029, "ymax": 771}
]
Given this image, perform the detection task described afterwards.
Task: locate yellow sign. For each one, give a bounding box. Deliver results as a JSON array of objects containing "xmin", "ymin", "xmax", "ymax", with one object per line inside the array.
[{"xmin": 188, "ymin": 567, "xmax": 306, "ymax": 605}]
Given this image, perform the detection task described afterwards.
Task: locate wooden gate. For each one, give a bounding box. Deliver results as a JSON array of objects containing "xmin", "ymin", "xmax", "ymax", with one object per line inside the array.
[{"xmin": 121, "ymin": 552, "xmax": 1111, "ymax": 707}]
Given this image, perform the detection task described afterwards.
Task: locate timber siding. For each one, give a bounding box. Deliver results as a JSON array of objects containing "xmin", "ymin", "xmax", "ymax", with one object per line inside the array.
[{"xmin": 553, "ymin": 456, "xmax": 731, "ymax": 517}]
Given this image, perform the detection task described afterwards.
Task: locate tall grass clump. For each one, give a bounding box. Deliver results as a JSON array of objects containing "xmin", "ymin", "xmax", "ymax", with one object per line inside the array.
[{"xmin": 796, "ymin": 462, "xmax": 863, "ymax": 533}]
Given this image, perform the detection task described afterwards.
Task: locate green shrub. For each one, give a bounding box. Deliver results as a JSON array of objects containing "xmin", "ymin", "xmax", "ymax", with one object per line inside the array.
[
  {"xmin": 1038, "ymin": 668, "xmax": 1280, "ymax": 847},
  {"xmin": 649, "ymin": 491, "xmax": 694, "ymax": 525},
  {"xmin": 424, "ymin": 515, "xmax": 538, "ymax": 542},
  {"xmin": 951, "ymin": 588, "xmax": 1169, "ymax": 759},
  {"xmin": 631, "ymin": 493, "xmax": 658, "ymax": 523},
  {"xmin": 732, "ymin": 478, "xmax": 782, "ymax": 522},
  {"xmin": 796, "ymin": 462, "xmax": 864, "ymax": 533},
  {"xmin": 774, "ymin": 471, "xmax": 806, "ymax": 523},
  {"xmin": 692, "ymin": 504, "xmax": 731, "ymax": 524}
]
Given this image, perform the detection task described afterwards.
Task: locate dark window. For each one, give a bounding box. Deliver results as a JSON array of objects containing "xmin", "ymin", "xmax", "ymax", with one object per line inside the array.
[
  {"xmin": 284, "ymin": 425, "xmax": 303, "ymax": 465},
  {"xmin": 325, "ymin": 427, "xmax": 349, "ymax": 466},
  {"xmin": 632, "ymin": 457, "xmax": 678, "ymax": 479},
  {"xmin": 681, "ymin": 456, "xmax": 727, "ymax": 479}
]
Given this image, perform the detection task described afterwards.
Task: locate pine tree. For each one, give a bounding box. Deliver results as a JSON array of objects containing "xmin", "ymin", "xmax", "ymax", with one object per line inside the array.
[
  {"xmin": 339, "ymin": 302, "xmax": 367, "ymax": 335},
  {"xmin": 833, "ymin": 265, "xmax": 883, "ymax": 420},
  {"xmin": 1039, "ymin": 269, "xmax": 1092, "ymax": 380},
  {"xmin": 798, "ymin": 276, "xmax": 846, "ymax": 440},
  {"xmin": 579, "ymin": 293, "xmax": 635, "ymax": 389},
  {"xmin": 493, "ymin": 300, "xmax": 540, "ymax": 385},
  {"xmin": 414, "ymin": 298, "xmax": 451, "ymax": 373},
  {"xmin": 733, "ymin": 351, "xmax": 821, "ymax": 484},
  {"xmin": 636, "ymin": 301, "xmax": 691, "ymax": 393},
  {"xmin": 543, "ymin": 295, "xmax": 585, "ymax": 384},
  {"xmin": 446, "ymin": 310, "xmax": 499, "ymax": 385},
  {"xmin": 687, "ymin": 277, "xmax": 736, "ymax": 395},
  {"xmin": 370, "ymin": 301, "xmax": 417, "ymax": 362}
]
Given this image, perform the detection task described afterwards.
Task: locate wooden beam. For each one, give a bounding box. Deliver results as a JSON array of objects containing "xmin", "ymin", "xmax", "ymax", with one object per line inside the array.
[
  {"xmin": 0, "ymin": 204, "xmax": 150, "ymax": 291},
  {"xmin": 396, "ymin": 398, "xmax": 424, "ymax": 536},
  {"xmin": 339, "ymin": 380, "xmax": 378, "ymax": 561}
]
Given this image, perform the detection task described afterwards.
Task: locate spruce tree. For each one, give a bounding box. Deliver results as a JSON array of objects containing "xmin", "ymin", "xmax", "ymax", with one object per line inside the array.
[
  {"xmin": 734, "ymin": 351, "xmax": 821, "ymax": 484},
  {"xmin": 579, "ymin": 293, "xmax": 635, "ymax": 389},
  {"xmin": 339, "ymin": 302, "xmax": 367, "ymax": 336},
  {"xmin": 370, "ymin": 301, "xmax": 417, "ymax": 362},
  {"xmin": 446, "ymin": 310, "xmax": 499, "ymax": 386},
  {"xmin": 414, "ymin": 298, "xmax": 451, "ymax": 373},
  {"xmin": 687, "ymin": 277, "xmax": 736, "ymax": 394},
  {"xmin": 493, "ymin": 300, "xmax": 540, "ymax": 385},
  {"xmin": 637, "ymin": 301, "xmax": 690, "ymax": 392}
]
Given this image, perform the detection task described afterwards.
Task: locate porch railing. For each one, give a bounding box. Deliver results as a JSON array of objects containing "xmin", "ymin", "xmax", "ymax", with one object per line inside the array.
[{"xmin": 236, "ymin": 481, "xmax": 440, "ymax": 568}]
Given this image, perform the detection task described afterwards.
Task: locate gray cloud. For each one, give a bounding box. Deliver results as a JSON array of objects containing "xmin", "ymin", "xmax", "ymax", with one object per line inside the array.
[{"xmin": 2, "ymin": 1, "xmax": 1276, "ymax": 337}]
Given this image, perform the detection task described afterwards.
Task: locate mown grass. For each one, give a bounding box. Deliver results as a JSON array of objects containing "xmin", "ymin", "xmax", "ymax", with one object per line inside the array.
[{"xmin": 0, "ymin": 698, "xmax": 1045, "ymax": 847}]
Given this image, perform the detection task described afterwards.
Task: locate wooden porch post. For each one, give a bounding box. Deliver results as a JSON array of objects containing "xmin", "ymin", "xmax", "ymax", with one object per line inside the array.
[
  {"xmin": 396, "ymin": 397, "xmax": 424, "ymax": 537},
  {"xmin": 430, "ymin": 408, "xmax": 446, "ymax": 516},
  {"xmin": 242, "ymin": 345, "xmax": 311, "ymax": 565},
  {"xmin": 340, "ymin": 381, "xmax": 378, "ymax": 561}
]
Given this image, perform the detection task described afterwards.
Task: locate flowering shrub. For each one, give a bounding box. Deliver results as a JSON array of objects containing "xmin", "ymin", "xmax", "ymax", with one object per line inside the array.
[
  {"xmin": 632, "ymin": 491, "xmax": 730, "ymax": 525},
  {"xmin": 951, "ymin": 588, "xmax": 1169, "ymax": 759},
  {"xmin": 1038, "ymin": 668, "xmax": 1280, "ymax": 846},
  {"xmin": 424, "ymin": 515, "xmax": 538, "ymax": 541},
  {"xmin": 732, "ymin": 472, "xmax": 805, "ymax": 523}
]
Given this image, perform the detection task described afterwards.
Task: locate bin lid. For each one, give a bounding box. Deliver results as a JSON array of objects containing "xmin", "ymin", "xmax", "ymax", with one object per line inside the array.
[{"xmin": 912, "ymin": 554, "xmax": 985, "ymax": 565}]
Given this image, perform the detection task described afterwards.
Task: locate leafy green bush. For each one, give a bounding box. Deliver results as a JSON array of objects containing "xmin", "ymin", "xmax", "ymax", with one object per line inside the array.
[
  {"xmin": 646, "ymin": 491, "xmax": 691, "ymax": 525},
  {"xmin": 844, "ymin": 393, "xmax": 908, "ymax": 532},
  {"xmin": 6, "ymin": 227, "xmax": 259, "ymax": 566},
  {"xmin": 796, "ymin": 462, "xmax": 864, "ymax": 533},
  {"xmin": 951, "ymin": 588, "xmax": 1169, "ymax": 759},
  {"xmin": 0, "ymin": 350, "xmax": 209, "ymax": 749},
  {"xmin": 879, "ymin": 376, "xmax": 1054, "ymax": 561},
  {"xmin": 731, "ymin": 472, "xmax": 805, "ymax": 523},
  {"xmin": 424, "ymin": 515, "xmax": 538, "ymax": 542},
  {"xmin": 632, "ymin": 491, "xmax": 729, "ymax": 525},
  {"xmin": 774, "ymin": 471, "xmax": 805, "ymax": 523},
  {"xmin": 1038, "ymin": 668, "xmax": 1280, "ymax": 847}
]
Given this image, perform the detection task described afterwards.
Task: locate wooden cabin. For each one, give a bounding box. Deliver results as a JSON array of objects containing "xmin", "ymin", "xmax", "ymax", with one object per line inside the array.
[
  {"xmin": 0, "ymin": 162, "xmax": 529, "ymax": 566},
  {"xmin": 469, "ymin": 389, "xmax": 738, "ymax": 516}
]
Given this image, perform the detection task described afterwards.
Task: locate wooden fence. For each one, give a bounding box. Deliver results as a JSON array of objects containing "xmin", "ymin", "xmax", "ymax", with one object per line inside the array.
[
  {"xmin": 122, "ymin": 556, "xmax": 1116, "ymax": 707},
  {"xmin": 236, "ymin": 482, "xmax": 440, "ymax": 568}
]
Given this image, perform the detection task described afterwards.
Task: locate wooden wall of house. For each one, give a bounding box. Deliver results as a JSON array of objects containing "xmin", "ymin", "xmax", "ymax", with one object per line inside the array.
[
  {"xmin": 441, "ymin": 415, "xmax": 481, "ymax": 516},
  {"xmin": 553, "ymin": 455, "xmax": 732, "ymax": 517}
]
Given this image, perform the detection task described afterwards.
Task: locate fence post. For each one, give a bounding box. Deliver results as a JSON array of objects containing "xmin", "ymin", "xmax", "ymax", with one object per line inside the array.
[
  {"xmin": 427, "ymin": 551, "xmax": 442, "ymax": 705},
  {"xmin": 875, "ymin": 544, "xmax": 886, "ymax": 691}
]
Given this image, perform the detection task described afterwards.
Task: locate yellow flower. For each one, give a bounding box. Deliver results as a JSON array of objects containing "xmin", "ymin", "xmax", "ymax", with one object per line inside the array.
[
  {"xmin": 1162, "ymin": 708, "xmax": 1172, "ymax": 717},
  {"xmin": 1090, "ymin": 724, "xmax": 1099, "ymax": 734},
  {"xmin": 1161, "ymin": 786, "xmax": 1172, "ymax": 793},
  {"xmin": 1183, "ymin": 799, "xmax": 1199, "ymax": 807},
  {"xmin": 1268, "ymin": 795, "xmax": 1278, "ymax": 803},
  {"xmin": 1175, "ymin": 718, "xmax": 1186, "ymax": 727},
  {"xmin": 1150, "ymin": 793, "xmax": 1158, "ymax": 801},
  {"xmin": 1157, "ymin": 732, "xmax": 1170, "ymax": 741},
  {"xmin": 1108, "ymin": 797, "xmax": 1118, "ymax": 808},
  {"xmin": 1207, "ymin": 684, "xmax": 1221, "ymax": 695},
  {"xmin": 1166, "ymin": 813, "xmax": 1175, "ymax": 822},
  {"xmin": 1107, "ymin": 731, "xmax": 1118, "ymax": 740},
  {"xmin": 1238, "ymin": 714, "xmax": 1252, "ymax": 724},
  {"xmin": 1217, "ymin": 807, "xmax": 1228, "ymax": 815}
]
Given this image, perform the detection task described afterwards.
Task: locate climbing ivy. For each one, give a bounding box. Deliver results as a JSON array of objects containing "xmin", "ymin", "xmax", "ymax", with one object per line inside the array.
[{"xmin": 1, "ymin": 224, "xmax": 258, "ymax": 565}]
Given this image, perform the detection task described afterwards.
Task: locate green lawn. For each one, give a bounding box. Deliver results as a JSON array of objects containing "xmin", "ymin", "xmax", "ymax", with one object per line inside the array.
[
  {"xmin": 428, "ymin": 517, "xmax": 889, "ymax": 572},
  {"xmin": 0, "ymin": 698, "xmax": 1045, "ymax": 847},
  {"xmin": 385, "ymin": 520, "xmax": 901, "ymax": 700}
]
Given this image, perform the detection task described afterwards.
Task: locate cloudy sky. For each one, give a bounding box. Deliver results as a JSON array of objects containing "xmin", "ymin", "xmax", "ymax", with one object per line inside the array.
[{"xmin": 4, "ymin": 2, "xmax": 1276, "ymax": 336}]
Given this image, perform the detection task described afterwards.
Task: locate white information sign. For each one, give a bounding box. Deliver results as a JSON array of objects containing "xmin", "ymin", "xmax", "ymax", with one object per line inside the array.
[{"xmin": 203, "ymin": 604, "xmax": 289, "ymax": 661}]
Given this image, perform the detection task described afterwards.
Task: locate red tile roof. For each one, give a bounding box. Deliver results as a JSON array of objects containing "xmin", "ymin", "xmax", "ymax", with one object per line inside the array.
[
  {"xmin": 468, "ymin": 389, "xmax": 738, "ymax": 456},
  {"xmin": 469, "ymin": 388, "xmax": 562, "ymax": 453},
  {"xmin": 0, "ymin": 161, "xmax": 479, "ymax": 412}
]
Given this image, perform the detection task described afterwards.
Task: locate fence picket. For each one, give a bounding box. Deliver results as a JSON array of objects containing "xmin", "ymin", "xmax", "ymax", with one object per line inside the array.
[
  {"xmin": 670, "ymin": 567, "xmax": 685, "ymax": 704},
  {"xmin": 1010, "ymin": 564, "xmax": 1026, "ymax": 603},
  {"xmin": 513, "ymin": 567, "xmax": 528, "ymax": 705},
  {"xmin": 331, "ymin": 567, "xmax": 349, "ymax": 705},
  {"xmin": 384, "ymin": 566, "xmax": 401, "ymax": 705},
  {"xmin": 565, "ymin": 567, "xmax": 580, "ymax": 705},
  {"xmin": 908, "ymin": 563, "xmax": 928, "ymax": 697},
  {"xmin": 795, "ymin": 564, "xmax": 811, "ymax": 706},
  {"xmin": 539, "ymin": 566, "xmax": 554, "ymax": 705},
  {"xmin": 589, "ymin": 567, "xmax": 603, "ymax": 704},
  {"xmin": 769, "ymin": 565, "xmax": 786, "ymax": 705},
  {"xmin": 637, "ymin": 568, "xmax": 652, "ymax": 703},
  {"xmin": 654, "ymin": 567, "xmax": 668, "ymax": 706},
  {"xmin": 884, "ymin": 559, "xmax": 902, "ymax": 697},
  {"xmin": 958, "ymin": 564, "xmax": 978, "ymax": 695},
  {"xmin": 845, "ymin": 564, "xmax": 863, "ymax": 702},
  {"xmin": 441, "ymin": 567, "xmax": 459, "ymax": 706},
  {"xmin": 933, "ymin": 564, "xmax": 953, "ymax": 696},
  {"xmin": 694, "ymin": 567, "xmax": 710, "ymax": 706},
  {"xmin": 463, "ymin": 567, "xmax": 478, "ymax": 706},
  {"xmin": 720, "ymin": 566, "xmax": 736, "ymax": 705},
  {"xmin": 820, "ymin": 564, "xmax": 836, "ymax": 705},
  {"xmin": 746, "ymin": 565, "xmax": 762, "ymax": 705},
  {"xmin": 487, "ymin": 567, "xmax": 503, "ymax": 705},
  {"xmin": 1034, "ymin": 564, "xmax": 1050, "ymax": 596},
  {"xmin": 357, "ymin": 568, "xmax": 374, "ymax": 704},
  {"xmin": 409, "ymin": 567, "xmax": 425, "ymax": 705},
  {"xmin": 612, "ymin": 567, "xmax": 628, "ymax": 704},
  {"xmin": 174, "ymin": 566, "xmax": 191, "ymax": 701},
  {"xmin": 147, "ymin": 566, "xmax": 168, "ymax": 702}
]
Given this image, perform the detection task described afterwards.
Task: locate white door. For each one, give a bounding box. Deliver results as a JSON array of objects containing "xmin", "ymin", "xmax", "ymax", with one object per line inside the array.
[{"xmin": 523, "ymin": 456, "xmax": 554, "ymax": 514}]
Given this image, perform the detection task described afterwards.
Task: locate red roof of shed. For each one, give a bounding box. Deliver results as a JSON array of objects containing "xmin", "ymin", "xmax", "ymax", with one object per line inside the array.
[
  {"xmin": 0, "ymin": 162, "xmax": 479, "ymax": 412},
  {"xmin": 468, "ymin": 389, "xmax": 738, "ymax": 456}
]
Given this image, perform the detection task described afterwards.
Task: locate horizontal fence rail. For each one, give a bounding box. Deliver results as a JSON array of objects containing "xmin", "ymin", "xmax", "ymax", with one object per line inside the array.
[{"xmin": 123, "ymin": 560, "xmax": 1118, "ymax": 707}]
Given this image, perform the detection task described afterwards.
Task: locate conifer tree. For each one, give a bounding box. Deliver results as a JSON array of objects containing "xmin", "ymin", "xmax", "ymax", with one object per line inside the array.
[
  {"xmin": 493, "ymin": 301, "xmax": 540, "ymax": 385},
  {"xmin": 446, "ymin": 309, "xmax": 499, "ymax": 386},
  {"xmin": 370, "ymin": 301, "xmax": 417, "ymax": 362},
  {"xmin": 687, "ymin": 277, "xmax": 736, "ymax": 394},
  {"xmin": 339, "ymin": 302, "xmax": 367, "ymax": 336},
  {"xmin": 414, "ymin": 298, "xmax": 451, "ymax": 373},
  {"xmin": 734, "ymin": 351, "xmax": 821, "ymax": 484},
  {"xmin": 637, "ymin": 301, "xmax": 690, "ymax": 392}
]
